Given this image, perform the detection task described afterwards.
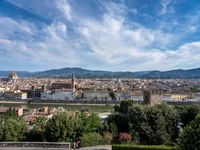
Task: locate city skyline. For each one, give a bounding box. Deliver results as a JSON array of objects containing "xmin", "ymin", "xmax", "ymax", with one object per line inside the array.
[{"xmin": 0, "ymin": 0, "xmax": 200, "ymax": 72}]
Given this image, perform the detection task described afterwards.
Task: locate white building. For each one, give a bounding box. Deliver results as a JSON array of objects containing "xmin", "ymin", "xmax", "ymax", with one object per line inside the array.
[{"xmin": 41, "ymin": 89, "xmax": 74, "ymax": 100}]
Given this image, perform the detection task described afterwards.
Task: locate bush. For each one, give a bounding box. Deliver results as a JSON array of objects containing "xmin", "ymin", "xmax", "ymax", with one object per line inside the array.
[
  {"xmin": 112, "ymin": 144, "xmax": 176, "ymax": 150},
  {"xmin": 118, "ymin": 133, "xmax": 132, "ymax": 143},
  {"xmin": 80, "ymin": 132, "xmax": 103, "ymax": 147}
]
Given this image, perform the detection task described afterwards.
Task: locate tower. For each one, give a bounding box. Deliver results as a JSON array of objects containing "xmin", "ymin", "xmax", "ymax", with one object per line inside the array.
[
  {"xmin": 72, "ymin": 74, "xmax": 75, "ymax": 92},
  {"xmin": 143, "ymin": 89, "xmax": 163, "ymax": 105}
]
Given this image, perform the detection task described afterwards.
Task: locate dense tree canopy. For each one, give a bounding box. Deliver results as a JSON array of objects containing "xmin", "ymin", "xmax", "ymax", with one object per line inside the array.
[
  {"xmin": 0, "ymin": 117, "xmax": 27, "ymax": 141},
  {"xmin": 179, "ymin": 114, "xmax": 200, "ymax": 150},
  {"xmin": 44, "ymin": 112, "xmax": 82, "ymax": 142}
]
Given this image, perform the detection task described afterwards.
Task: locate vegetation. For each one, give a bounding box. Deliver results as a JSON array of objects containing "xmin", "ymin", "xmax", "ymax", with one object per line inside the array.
[
  {"xmin": 0, "ymin": 102, "xmax": 200, "ymax": 148},
  {"xmin": 112, "ymin": 144, "xmax": 176, "ymax": 150},
  {"xmin": 80, "ymin": 132, "xmax": 103, "ymax": 147},
  {"xmin": 44, "ymin": 112, "xmax": 82, "ymax": 142},
  {"xmin": 0, "ymin": 117, "xmax": 27, "ymax": 141},
  {"xmin": 179, "ymin": 114, "xmax": 200, "ymax": 150}
]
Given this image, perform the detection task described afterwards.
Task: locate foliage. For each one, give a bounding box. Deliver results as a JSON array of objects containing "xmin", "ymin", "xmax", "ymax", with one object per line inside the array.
[
  {"xmin": 175, "ymin": 105, "xmax": 200, "ymax": 127},
  {"xmin": 118, "ymin": 133, "xmax": 132, "ymax": 143},
  {"xmin": 102, "ymin": 132, "xmax": 112, "ymax": 144},
  {"xmin": 44, "ymin": 112, "xmax": 82, "ymax": 142},
  {"xmin": 80, "ymin": 132, "xmax": 103, "ymax": 147},
  {"xmin": 5, "ymin": 108, "xmax": 17, "ymax": 118},
  {"xmin": 127, "ymin": 104, "xmax": 177, "ymax": 145},
  {"xmin": 155, "ymin": 104, "xmax": 180, "ymax": 144},
  {"xmin": 112, "ymin": 144, "xmax": 176, "ymax": 150},
  {"xmin": 107, "ymin": 113, "xmax": 129, "ymax": 133},
  {"xmin": 0, "ymin": 117, "xmax": 27, "ymax": 141},
  {"xmin": 81, "ymin": 113, "xmax": 102, "ymax": 133},
  {"xmin": 119, "ymin": 100, "xmax": 135, "ymax": 114},
  {"xmin": 107, "ymin": 88, "xmax": 116, "ymax": 100},
  {"xmin": 179, "ymin": 114, "xmax": 200, "ymax": 150},
  {"xmin": 26, "ymin": 116, "xmax": 47, "ymax": 141}
]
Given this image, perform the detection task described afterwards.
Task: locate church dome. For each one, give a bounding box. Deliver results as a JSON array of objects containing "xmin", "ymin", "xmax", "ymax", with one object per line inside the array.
[{"xmin": 8, "ymin": 71, "xmax": 18, "ymax": 80}]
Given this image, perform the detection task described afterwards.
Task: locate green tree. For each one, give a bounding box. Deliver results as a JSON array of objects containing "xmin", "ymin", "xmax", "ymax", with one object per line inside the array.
[
  {"xmin": 81, "ymin": 113, "xmax": 102, "ymax": 133},
  {"xmin": 44, "ymin": 112, "xmax": 82, "ymax": 142},
  {"xmin": 0, "ymin": 117, "xmax": 27, "ymax": 141},
  {"xmin": 26, "ymin": 116, "xmax": 47, "ymax": 141},
  {"xmin": 144, "ymin": 106, "xmax": 170, "ymax": 145},
  {"xmin": 5, "ymin": 108, "xmax": 17, "ymax": 118},
  {"xmin": 128, "ymin": 105, "xmax": 170, "ymax": 145},
  {"xmin": 119, "ymin": 100, "xmax": 135, "ymax": 114},
  {"xmin": 107, "ymin": 113, "xmax": 129, "ymax": 133},
  {"xmin": 179, "ymin": 114, "xmax": 200, "ymax": 150},
  {"xmin": 156, "ymin": 104, "xmax": 180, "ymax": 143},
  {"xmin": 178, "ymin": 105, "xmax": 200, "ymax": 127}
]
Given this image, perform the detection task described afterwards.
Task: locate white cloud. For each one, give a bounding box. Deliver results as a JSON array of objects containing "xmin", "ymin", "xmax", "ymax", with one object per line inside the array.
[
  {"xmin": 1, "ymin": 0, "xmax": 200, "ymax": 71},
  {"xmin": 56, "ymin": 0, "xmax": 72, "ymax": 21}
]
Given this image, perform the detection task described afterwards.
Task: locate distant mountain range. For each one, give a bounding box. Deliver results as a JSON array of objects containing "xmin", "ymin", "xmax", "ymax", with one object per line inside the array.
[{"xmin": 1, "ymin": 67, "xmax": 200, "ymax": 79}]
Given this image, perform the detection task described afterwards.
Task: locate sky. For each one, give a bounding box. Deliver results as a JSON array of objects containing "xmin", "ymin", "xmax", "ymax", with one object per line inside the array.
[{"xmin": 0, "ymin": 0, "xmax": 200, "ymax": 72}]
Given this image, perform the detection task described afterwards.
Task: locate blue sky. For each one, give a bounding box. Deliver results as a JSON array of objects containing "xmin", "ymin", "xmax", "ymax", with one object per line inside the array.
[{"xmin": 0, "ymin": 0, "xmax": 200, "ymax": 71}]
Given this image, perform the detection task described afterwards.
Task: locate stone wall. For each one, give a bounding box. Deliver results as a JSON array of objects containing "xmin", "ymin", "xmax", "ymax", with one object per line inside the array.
[{"xmin": 0, "ymin": 142, "xmax": 70, "ymax": 149}]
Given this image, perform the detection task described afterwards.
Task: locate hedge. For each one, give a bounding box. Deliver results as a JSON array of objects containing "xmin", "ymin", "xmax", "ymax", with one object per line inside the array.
[{"xmin": 112, "ymin": 144, "xmax": 177, "ymax": 150}]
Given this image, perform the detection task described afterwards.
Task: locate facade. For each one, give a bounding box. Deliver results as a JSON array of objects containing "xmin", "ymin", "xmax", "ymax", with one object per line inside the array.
[
  {"xmin": 83, "ymin": 89, "xmax": 112, "ymax": 100},
  {"xmin": 41, "ymin": 89, "xmax": 75, "ymax": 100},
  {"xmin": 143, "ymin": 90, "xmax": 163, "ymax": 105},
  {"xmin": 4, "ymin": 91, "xmax": 27, "ymax": 99}
]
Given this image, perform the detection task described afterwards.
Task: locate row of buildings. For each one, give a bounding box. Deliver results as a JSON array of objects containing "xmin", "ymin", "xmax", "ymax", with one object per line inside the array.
[{"xmin": 0, "ymin": 71, "xmax": 199, "ymax": 102}]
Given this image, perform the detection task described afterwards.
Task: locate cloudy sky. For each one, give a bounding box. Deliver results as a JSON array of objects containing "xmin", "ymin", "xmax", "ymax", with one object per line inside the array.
[{"xmin": 0, "ymin": 0, "xmax": 200, "ymax": 72}]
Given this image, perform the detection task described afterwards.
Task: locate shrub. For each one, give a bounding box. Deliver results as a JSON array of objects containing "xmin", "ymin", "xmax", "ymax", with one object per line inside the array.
[
  {"xmin": 118, "ymin": 133, "xmax": 132, "ymax": 143},
  {"xmin": 80, "ymin": 132, "xmax": 103, "ymax": 147},
  {"xmin": 112, "ymin": 144, "xmax": 176, "ymax": 150}
]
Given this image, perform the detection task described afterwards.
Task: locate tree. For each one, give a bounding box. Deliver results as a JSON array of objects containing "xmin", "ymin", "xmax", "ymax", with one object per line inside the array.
[
  {"xmin": 107, "ymin": 88, "xmax": 116, "ymax": 100},
  {"xmin": 26, "ymin": 116, "xmax": 47, "ymax": 141},
  {"xmin": 144, "ymin": 106, "xmax": 170, "ymax": 145},
  {"xmin": 128, "ymin": 105, "xmax": 170, "ymax": 145},
  {"xmin": 5, "ymin": 108, "xmax": 17, "ymax": 118},
  {"xmin": 81, "ymin": 113, "xmax": 102, "ymax": 133},
  {"xmin": 44, "ymin": 112, "xmax": 82, "ymax": 142},
  {"xmin": 179, "ymin": 114, "xmax": 200, "ymax": 150},
  {"xmin": 178, "ymin": 105, "xmax": 200, "ymax": 127},
  {"xmin": 0, "ymin": 117, "xmax": 27, "ymax": 141},
  {"xmin": 119, "ymin": 100, "xmax": 135, "ymax": 114},
  {"xmin": 156, "ymin": 104, "xmax": 180, "ymax": 143},
  {"xmin": 107, "ymin": 113, "xmax": 129, "ymax": 133}
]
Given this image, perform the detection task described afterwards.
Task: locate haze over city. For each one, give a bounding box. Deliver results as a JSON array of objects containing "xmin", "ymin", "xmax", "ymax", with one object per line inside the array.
[{"xmin": 0, "ymin": 0, "xmax": 200, "ymax": 72}]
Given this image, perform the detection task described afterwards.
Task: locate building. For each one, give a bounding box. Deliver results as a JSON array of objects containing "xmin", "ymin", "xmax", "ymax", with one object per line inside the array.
[
  {"xmin": 8, "ymin": 71, "xmax": 18, "ymax": 82},
  {"xmin": 41, "ymin": 89, "xmax": 75, "ymax": 100},
  {"xmin": 83, "ymin": 89, "xmax": 112, "ymax": 100},
  {"xmin": 4, "ymin": 91, "xmax": 27, "ymax": 99},
  {"xmin": 143, "ymin": 90, "xmax": 163, "ymax": 105}
]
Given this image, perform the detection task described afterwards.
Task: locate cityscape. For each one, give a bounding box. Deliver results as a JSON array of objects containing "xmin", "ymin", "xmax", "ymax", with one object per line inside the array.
[{"xmin": 0, "ymin": 0, "xmax": 200, "ymax": 150}]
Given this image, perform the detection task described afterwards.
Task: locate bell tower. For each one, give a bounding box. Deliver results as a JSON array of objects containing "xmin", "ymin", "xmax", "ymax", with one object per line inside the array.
[{"xmin": 72, "ymin": 74, "xmax": 75, "ymax": 92}]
